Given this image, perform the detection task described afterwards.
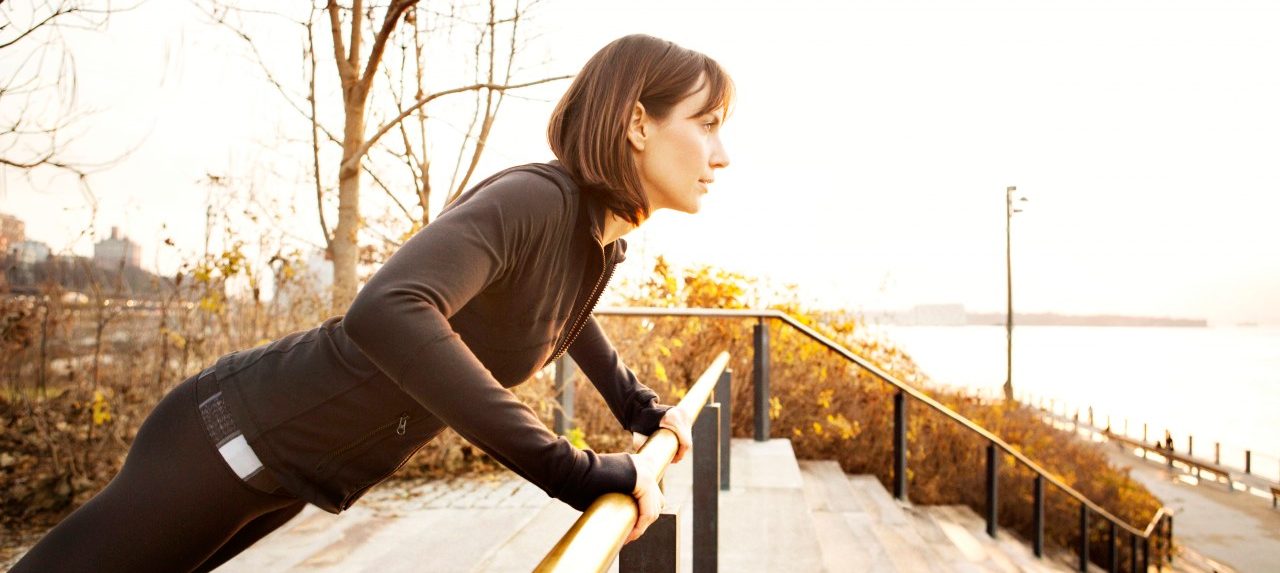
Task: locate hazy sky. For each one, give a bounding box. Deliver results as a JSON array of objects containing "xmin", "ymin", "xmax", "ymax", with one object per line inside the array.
[{"xmin": 4, "ymin": 0, "xmax": 1278, "ymax": 326}]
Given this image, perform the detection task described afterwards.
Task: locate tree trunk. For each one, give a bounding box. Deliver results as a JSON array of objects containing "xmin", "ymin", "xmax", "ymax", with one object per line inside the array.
[{"xmin": 331, "ymin": 94, "xmax": 368, "ymax": 312}]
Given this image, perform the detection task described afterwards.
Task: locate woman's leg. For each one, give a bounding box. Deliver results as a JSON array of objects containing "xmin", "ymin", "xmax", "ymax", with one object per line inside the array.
[
  {"xmin": 193, "ymin": 499, "xmax": 307, "ymax": 572},
  {"xmin": 11, "ymin": 372, "xmax": 304, "ymax": 573}
]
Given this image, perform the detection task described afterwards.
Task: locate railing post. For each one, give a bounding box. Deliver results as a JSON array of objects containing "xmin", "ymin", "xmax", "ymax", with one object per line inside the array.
[
  {"xmin": 1079, "ymin": 504, "xmax": 1089, "ymax": 572},
  {"xmin": 1130, "ymin": 532, "xmax": 1138, "ymax": 573},
  {"xmin": 752, "ymin": 318, "xmax": 770, "ymax": 442},
  {"xmin": 986, "ymin": 442, "xmax": 998, "ymax": 538},
  {"xmin": 619, "ymin": 513, "xmax": 678, "ymax": 573},
  {"xmin": 693, "ymin": 403, "xmax": 721, "ymax": 573},
  {"xmin": 1167, "ymin": 514, "xmax": 1174, "ymax": 566},
  {"xmin": 1214, "ymin": 442, "xmax": 1220, "ymax": 465},
  {"xmin": 1188, "ymin": 435, "xmax": 1193, "ymax": 457},
  {"xmin": 1245, "ymin": 449, "xmax": 1252, "ymax": 474},
  {"xmin": 893, "ymin": 389, "xmax": 907, "ymax": 501},
  {"xmin": 716, "ymin": 369, "xmax": 732, "ymax": 491},
  {"xmin": 554, "ymin": 355, "xmax": 575, "ymax": 436},
  {"xmin": 1033, "ymin": 475, "xmax": 1044, "ymax": 558},
  {"xmin": 1142, "ymin": 535, "xmax": 1150, "ymax": 573},
  {"xmin": 1108, "ymin": 521, "xmax": 1116, "ymax": 572}
]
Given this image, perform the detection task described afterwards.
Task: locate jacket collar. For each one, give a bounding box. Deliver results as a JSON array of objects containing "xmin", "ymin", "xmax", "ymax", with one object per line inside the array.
[{"xmin": 548, "ymin": 159, "xmax": 627, "ymax": 265}]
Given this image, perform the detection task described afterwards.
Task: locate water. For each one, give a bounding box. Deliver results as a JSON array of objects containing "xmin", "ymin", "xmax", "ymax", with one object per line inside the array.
[{"xmin": 873, "ymin": 324, "xmax": 1280, "ymax": 480}]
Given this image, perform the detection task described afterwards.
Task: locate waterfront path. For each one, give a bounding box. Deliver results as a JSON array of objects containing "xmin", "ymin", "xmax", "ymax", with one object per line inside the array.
[{"xmin": 1099, "ymin": 442, "xmax": 1280, "ymax": 572}]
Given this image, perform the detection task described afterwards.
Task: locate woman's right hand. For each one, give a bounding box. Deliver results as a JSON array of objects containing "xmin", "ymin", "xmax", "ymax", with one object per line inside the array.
[{"xmin": 625, "ymin": 453, "xmax": 664, "ymax": 544}]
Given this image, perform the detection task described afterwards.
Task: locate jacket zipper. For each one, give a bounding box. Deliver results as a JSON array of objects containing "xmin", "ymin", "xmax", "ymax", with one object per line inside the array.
[
  {"xmin": 340, "ymin": 415, "xmax": 427, "ymax": 510},
  {"xmin": 547, "ymin": 241, "xmax": 614, "ymax": 364},
  {"xmin": 316, "ymin": 413, "xmax": 410, "ymax": 473}
]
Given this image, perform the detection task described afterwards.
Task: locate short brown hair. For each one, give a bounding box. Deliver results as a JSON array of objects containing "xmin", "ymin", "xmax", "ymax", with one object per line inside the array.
[{"xmin": 548, "ymin": 34, "xmax": 735, "ymax": 225}]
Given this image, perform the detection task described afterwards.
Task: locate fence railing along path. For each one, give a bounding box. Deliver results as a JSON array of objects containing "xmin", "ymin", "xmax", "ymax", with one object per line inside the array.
[
  {"xmin": 1032, "ymin": 403, "xmax": 1280, "ymax": 508},
  {"xmin": 543, "ymin": 307, "xmax": 1174, "ymax": 573}
]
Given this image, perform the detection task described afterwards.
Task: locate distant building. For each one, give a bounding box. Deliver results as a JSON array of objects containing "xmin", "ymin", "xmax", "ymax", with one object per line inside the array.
[
  {"xmin": 907, "ymin": 304, "xmax": 967, "ymax": 326},
  {"xmin": 274, "ymin": 248, "xmax": 333, "ymax": 305},
  {"xmin": 303, "ymin": 248, "xmax": 334, "ymax": 293},
  {"xmin": 0, "ymin": 213, "xmax": 25, "ymax": 255},
  {"xmin": 12, "ymin": 240, "xmax": 50, "ymax": 265},
  {"xmin": 94, "ymin": 226, "xmax": 142, "ymax": 270}
]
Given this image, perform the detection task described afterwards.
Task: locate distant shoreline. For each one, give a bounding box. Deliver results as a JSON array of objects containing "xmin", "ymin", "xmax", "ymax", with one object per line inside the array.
[
  {"xmin": 834, "ymin": 306, "xmax": 1215, "ymax": 327},
  {"xmin": 963, "ymin": 312, "xmax": 1208, "ymax": 328}
]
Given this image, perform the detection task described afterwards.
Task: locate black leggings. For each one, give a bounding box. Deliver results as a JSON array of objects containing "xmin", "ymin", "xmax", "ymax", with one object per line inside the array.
[{"xmin": 12, "ymin": 371, "xmax": 307, "ymax": 573}]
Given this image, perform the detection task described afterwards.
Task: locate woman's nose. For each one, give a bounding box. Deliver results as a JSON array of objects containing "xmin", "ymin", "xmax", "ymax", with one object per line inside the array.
[{"xmin": 711, "ymin": 143, "xmax": 730, "ymax": 169}]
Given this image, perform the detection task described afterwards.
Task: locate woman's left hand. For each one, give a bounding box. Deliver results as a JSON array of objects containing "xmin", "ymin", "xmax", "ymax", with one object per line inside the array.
[{"xmin": 632, "ymin": 407, "xmax": 694, "ymax": 464}]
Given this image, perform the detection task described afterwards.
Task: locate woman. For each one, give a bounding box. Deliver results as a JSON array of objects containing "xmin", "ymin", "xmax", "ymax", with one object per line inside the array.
[{"xmin": 13, "ymin": 32, "xmax": 732, "ymax": 572}]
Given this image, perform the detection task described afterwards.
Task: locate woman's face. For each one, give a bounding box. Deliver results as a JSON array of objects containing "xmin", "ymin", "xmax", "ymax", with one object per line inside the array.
[{"xmin": 629, "ymin": 79, "xmax": 731, "ymax": 215}]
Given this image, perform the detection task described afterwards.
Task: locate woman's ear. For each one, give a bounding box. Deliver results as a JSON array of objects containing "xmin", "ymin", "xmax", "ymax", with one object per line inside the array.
[{"xmin": 626, "ymin": 101, "xmax": 648, "ymax": 152}]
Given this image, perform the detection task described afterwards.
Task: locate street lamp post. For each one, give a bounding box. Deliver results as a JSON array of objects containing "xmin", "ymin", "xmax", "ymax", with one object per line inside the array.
[{"xmin": 1004, "ymin": 186, "xmax": 1028, "ymax": 403}]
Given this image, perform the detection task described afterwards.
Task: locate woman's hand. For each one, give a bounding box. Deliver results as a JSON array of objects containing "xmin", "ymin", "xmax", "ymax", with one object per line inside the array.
[
  {"xmin": 630, "ymin": 406, "xmax": 694, "ymax": 464},
  {"xmin": 625, "ymin": 453, "xmax": 664, "ymax": 544}
]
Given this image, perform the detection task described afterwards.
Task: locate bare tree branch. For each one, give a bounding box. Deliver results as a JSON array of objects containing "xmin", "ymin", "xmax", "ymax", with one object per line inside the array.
[
  {"xmin": 356, "ymin": 0, "xmax": 415, "ymax": 95},
  {"xmin": 305, "ymin": 10, "xmax": 333, "ymax": 253},
  {"xmin": 325, "ymin": 0, "xmax": 355, "ymax": 86},
  {"xmin": 344, "ymin": 74, "xmax": 570, "ymax": 175}
]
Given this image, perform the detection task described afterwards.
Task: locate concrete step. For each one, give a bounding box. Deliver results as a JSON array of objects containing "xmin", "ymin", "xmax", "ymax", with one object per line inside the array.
[
  {"xmin": 924, "ymin": 504, "xmax": 1090, "ymax": 573},
  {"xmin": 798, "ymin": 461, "xmax": 897, "ymax": 572},
  {"xmin": 801, "ymin": 461, "xmax": 991, "ymax": 573},
  {"xmin": 219, "ymin": 474, "xmax": 551, "ymax": 572},
  {"xmin": 714, "ymin": 439, "xmax": 824, "ymax": 572},
  {"xmin": 898, "ymin": 504, "xmax": 988, "ymax": 573},
  {"xmin": 469, "ymin": 497, "xmax": 583, "ymax": 572}
]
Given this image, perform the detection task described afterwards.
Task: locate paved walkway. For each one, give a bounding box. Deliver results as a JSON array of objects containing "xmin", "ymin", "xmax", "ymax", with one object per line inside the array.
[{"xmin": 1099, "ymin": 443, "xmax": 1280, "ymax": 573}]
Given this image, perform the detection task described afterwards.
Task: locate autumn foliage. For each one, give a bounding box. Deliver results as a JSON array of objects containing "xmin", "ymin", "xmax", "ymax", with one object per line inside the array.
[{"xmin": 1, "ymin": 251, "xmax": 1169, "ymax": 569}]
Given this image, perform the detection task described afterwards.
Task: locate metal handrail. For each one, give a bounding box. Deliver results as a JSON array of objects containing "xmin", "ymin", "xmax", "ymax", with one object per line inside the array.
[
  {"xmin": 595, "ymin": 307, "xmax": 1169, "ymax": 542},
  {"xmin": 533, "ymin": 351, "xmax": 731, "ymax": 572}
]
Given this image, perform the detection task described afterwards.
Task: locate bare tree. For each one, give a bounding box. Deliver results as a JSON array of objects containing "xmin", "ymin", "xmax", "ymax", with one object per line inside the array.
[
  {"xmin": 0, "ymin": 0, "xmax": 141, "ymax": 204},
  {"xmin": 200, "ymin": 0, "xmax": 568, "ymax": 312}
]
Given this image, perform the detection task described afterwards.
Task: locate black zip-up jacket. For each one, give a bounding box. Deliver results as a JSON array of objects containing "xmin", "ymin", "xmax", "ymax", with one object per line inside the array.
[{"xmin": 212, "ymin": 160, "xmax": 670, "ymax": 513}]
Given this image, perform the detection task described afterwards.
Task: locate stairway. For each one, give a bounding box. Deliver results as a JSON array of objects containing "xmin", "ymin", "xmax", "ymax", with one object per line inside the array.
[{"xmin": 218, "ymin": 438, "xmax": 1137, "ymax": 572}]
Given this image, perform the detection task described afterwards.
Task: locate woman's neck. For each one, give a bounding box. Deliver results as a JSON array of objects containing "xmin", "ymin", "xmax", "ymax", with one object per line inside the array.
[{"xmin": 601, "ymin": 212, "xmax": 639, "ymax": 246}]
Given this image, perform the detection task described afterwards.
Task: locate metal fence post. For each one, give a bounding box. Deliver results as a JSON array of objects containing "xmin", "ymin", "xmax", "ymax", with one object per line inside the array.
[
  {"xmin": 1108, "ymin": 521, "xmax": 1116, "ymax": 572},
  {"xmin": 752, "ymin": 318, "xmax": 770, "ymax": 442},
  {"xmin": 1033, "ymin": 475, "xmax": 1044, "ymax": 558},
  {"xmin": 1245, "ymin": 450, "xmax": 1252, "ymax": 474},
  {"xmin": 554, "ymin": 355, "xmax": 575, "ymax": 436},
  {"xmin": 986, "ymin": 442, "xmax": 998, "ymax": 538},
  {"xmin": 1167, "ymin": 514, "xmax": 1174, "ymax": 566},
  {"xmin": 893, "ymin": 389, "xmax": 907, "ymax": 501},
  {"xmin": 1142, "ymin": 536, "xmax": 1149, "ymax": 573},
  {"xmin": 1079, "ymin": 504, "xmax": 1089, "ymax": 572},
  {"xmin": 1129, "ymin": 532, "xmax": 1138, "ymax": 573},
  {"xmin": 693, "ymin": 403, "xmax": 721, "ymax": 573},
  {"xmin": 620, "ymin": 513, "xmax": 679, "ymax": 573},
  {"xmin": 716, "ymin": 369, "xmax": 732, "ymax": 491}
]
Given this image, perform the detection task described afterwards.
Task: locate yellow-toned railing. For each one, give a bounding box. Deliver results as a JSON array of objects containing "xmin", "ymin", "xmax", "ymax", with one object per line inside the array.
[{"xmin": 534, "ymin": 351, "xmax": 731, "ymax": 573}]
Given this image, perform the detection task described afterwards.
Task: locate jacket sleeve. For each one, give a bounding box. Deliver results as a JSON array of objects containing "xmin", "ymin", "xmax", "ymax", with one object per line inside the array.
[
  {"xmin": 568, "ymin": 315, "xmax": 672, "ymax": 435},
  {"xmin": 342, "ymin": 171, "xmax": 634, "ymax": 511}
]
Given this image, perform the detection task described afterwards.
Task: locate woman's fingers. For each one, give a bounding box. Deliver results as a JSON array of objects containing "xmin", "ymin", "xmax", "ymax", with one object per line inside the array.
[
  {"xmin": 626, "ymin": 453, "xmax": 665, "ymax": 544},
  {"xmin": 626, "ymin": 480, "xmax": 663, "ymax": 543},
  {"xmin": 659, "ymin": 408, "xmax": 694, "ymax": 464}
]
